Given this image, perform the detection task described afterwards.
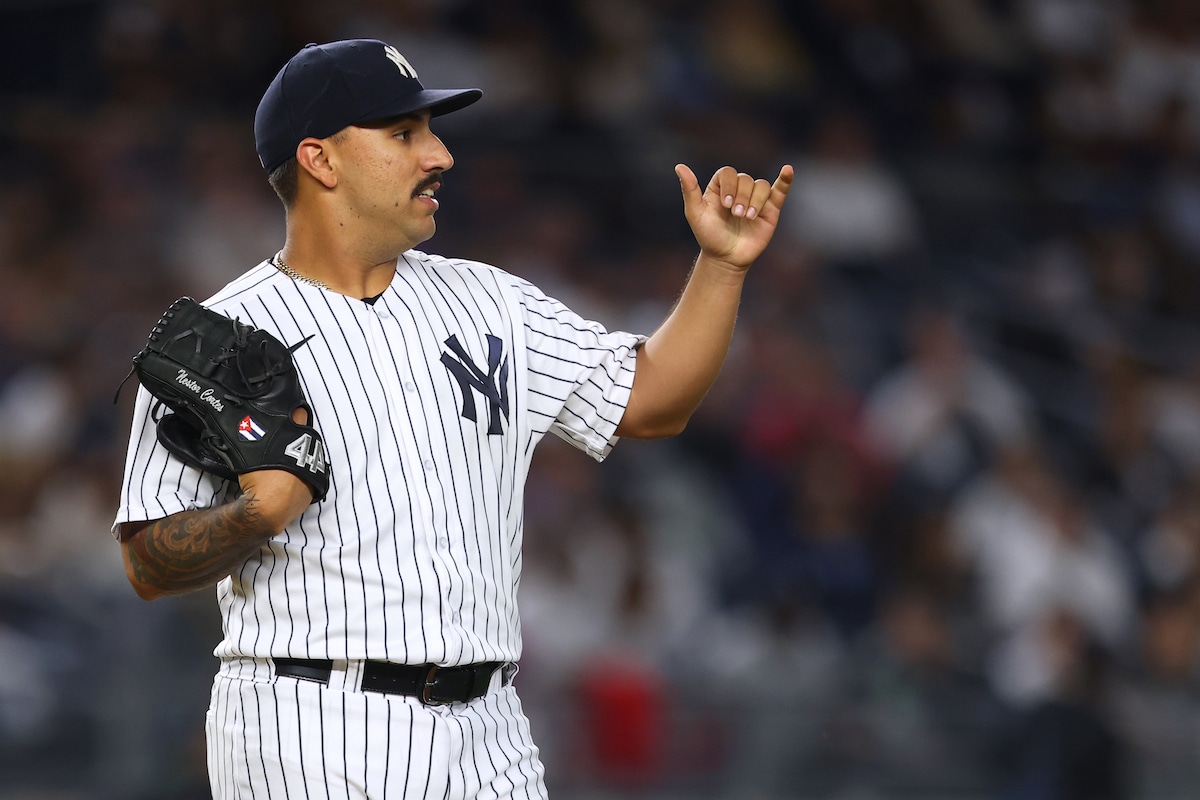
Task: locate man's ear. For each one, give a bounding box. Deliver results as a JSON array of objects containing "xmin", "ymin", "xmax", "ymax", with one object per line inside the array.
[{"xmin": 296, "ymin": 138, "xmax": 338, "ymax": 189}]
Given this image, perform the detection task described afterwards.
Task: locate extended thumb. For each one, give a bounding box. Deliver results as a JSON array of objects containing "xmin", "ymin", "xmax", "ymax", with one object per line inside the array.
[{"xmin": 675, "ymin": 163, "xmax": 701, "ymax": 211}]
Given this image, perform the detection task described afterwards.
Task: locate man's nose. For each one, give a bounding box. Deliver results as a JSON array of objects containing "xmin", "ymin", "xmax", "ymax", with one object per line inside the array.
[{"xmin": 427, "ymin": 136, "xmax": 454, "ymax": 171}]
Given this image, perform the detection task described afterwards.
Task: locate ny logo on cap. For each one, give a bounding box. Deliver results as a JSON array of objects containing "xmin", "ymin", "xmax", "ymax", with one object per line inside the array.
[{"xmin": 383, "ymin": 45, "xmax": 417, "ymax": 79}]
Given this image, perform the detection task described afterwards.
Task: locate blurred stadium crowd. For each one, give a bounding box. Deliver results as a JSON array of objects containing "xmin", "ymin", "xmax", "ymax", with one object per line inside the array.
[{"xmin": 4, "ymin": 0, "xmax": 1200, "ymax": 797}]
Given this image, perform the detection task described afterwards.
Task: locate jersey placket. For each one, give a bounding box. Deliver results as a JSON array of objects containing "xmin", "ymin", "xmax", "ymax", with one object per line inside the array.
[{"xmin": 361, "ymin": 300, "xmax": 465, "ymax": 661}]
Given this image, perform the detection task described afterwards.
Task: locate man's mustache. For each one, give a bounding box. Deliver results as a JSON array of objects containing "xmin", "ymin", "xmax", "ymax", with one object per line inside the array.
[{"xmin": 413, "ymin": 173, "xmax": 443, "ymax": 197}]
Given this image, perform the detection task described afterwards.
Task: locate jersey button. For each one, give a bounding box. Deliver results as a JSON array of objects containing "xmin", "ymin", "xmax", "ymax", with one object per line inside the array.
[
  {"xmin": 403, "ymin": 381, "xmax": 417, "ymax": 393},
  {"xmin": 377, "ymin": 308, "xmax": 392, "ymax": 321},
  {"xmin": 437, "ymin": 536, "xmax": 449, "ymax": 548},
  {"xmin": 422, "ymin": 459, "xmax": 435, "ymax": 471}
]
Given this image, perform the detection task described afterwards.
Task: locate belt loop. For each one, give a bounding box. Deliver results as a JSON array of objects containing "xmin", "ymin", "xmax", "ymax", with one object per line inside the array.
[
  {"xmin": 327, "ymin": 660, "xmax": 352, "ymax": 692},
  {"xmin": 341, "ymin": 660, "xmax": 366, "ymax": 693},
  {"xmin": 487, "ymin": 664, "xmax": 505, "ymax": 694}
]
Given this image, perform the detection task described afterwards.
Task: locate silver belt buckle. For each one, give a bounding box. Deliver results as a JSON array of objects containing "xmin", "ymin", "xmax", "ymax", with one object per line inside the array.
[{"xmin": 420, "ymin": 664, "xmax": 446, "ymax": 705}]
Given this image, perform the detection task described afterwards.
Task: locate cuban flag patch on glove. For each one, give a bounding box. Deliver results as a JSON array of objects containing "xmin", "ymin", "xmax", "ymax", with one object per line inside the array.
[{"xmin": 238, "ymin": 415, "xmax": 266, "ymax": 441}]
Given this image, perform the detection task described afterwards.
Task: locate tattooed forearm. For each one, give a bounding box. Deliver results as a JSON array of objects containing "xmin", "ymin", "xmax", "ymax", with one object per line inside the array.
[{"xmin": 124, "ymin": 494, "xmax": 278, "ymax": 597}]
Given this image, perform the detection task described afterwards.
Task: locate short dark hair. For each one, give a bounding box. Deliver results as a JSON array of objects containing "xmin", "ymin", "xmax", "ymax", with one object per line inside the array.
[
  {"xmin": 265, "ymin": 129, "xmax": 351, "ymax": 207},
  {"xmin": 267, "ymin": 157, "xmax": 299, "ymax": 207}
]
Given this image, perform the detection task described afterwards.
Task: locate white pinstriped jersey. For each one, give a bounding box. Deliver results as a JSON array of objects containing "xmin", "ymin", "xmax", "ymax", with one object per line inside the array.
[{"xmin": 114, "ymin": 249, "xmax": 641, "ymax": 667}]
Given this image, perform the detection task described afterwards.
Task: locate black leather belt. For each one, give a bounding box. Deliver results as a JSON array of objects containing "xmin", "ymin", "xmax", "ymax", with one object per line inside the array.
[{"xmin": 273, "ymin": 657, "xmax": 513, "ymax": 705}]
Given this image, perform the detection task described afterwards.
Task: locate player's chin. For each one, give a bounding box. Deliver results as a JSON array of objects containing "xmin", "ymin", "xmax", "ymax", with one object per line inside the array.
[{"xmin": 407, "ymin": 219, "xmax": 437, "ymax": 247}]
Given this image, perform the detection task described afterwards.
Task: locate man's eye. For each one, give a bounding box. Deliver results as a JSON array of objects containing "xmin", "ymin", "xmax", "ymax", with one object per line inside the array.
[{"xmin": 395, "ymin": 130, "xmax": 411, "ymax": 140}]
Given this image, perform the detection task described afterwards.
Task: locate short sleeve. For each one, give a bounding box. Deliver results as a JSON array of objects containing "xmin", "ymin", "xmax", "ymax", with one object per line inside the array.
[
  {"xmin": 111, "ymin": 385, "xmax": 232, "ymax": 536},
  {"xmin": 517, "ymin": 280, "xmax": 644, "ymax": 461}
]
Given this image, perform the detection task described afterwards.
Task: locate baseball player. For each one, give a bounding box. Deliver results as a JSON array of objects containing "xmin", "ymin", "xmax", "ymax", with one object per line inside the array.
[{"xmin": 113, "ymin": 38, "xmax": 791, "ymax": 799}]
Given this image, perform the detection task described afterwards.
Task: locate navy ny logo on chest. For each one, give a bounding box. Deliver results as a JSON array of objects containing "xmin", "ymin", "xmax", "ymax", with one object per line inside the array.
[{"xmin": 441, "ymin": 334, "xmax": 509, "ymax": 435}]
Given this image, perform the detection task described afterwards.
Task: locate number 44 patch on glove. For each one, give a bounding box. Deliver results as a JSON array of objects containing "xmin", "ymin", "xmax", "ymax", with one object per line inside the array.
[{"xmin": 284, "ymin": 431, "xmax": 327, "ymax": 473}]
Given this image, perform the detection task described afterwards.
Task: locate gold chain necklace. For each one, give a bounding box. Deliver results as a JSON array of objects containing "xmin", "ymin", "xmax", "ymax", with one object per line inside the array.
[{"xmin": 271, "ymin": 252, "xmax": 328, "ymax": 290}]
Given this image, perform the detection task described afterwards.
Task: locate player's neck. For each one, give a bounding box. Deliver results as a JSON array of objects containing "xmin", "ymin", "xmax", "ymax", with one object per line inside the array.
[{"xmin": 280, "ymin": 217, "xmax": 402, "ymax": 299}]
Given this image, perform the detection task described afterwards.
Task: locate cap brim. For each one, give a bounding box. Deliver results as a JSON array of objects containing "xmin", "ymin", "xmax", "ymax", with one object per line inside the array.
[
  {"xmin": 356, "ymin": 88, "xmax": 483, "ymax": 125},
  {"xmin": 425, "ymin": 88, "xmax": 484, "ymax": 117}
]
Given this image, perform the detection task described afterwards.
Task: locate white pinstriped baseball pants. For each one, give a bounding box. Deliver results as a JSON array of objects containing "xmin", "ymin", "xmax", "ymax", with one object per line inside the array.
[{"xmin": 206, "ymin": 658, "xmax": 549, "ymax": 799}]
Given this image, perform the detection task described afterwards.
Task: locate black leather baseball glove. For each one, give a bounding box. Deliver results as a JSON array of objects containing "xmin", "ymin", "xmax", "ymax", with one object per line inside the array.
[{"xmin": 126, "ymin": 296, "xmax": 329, "ymax": 502}]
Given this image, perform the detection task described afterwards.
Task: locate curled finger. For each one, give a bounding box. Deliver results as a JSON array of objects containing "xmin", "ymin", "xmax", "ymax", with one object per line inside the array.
[
  {"xmin": 730, "ymin": 172, "xmax": 758, "ymax": 217},
  {"xmin": 744, "ymin": 178, "xmax": 774, "ymax": 220}
]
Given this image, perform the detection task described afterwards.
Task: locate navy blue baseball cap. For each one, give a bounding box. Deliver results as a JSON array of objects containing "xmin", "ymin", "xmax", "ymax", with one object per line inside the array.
[{"xmin": 254, "ymin": 39, "xmax": 483, "ymax": 172}]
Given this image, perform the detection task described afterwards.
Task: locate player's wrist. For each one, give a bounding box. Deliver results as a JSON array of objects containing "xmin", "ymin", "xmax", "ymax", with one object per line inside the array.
[
  {"xmin": 238, "ymin": 470, "xmax": 313, "ymax": 533},
  {"xmin": 691, "ymin": 251, "xmax": 752, "ymax": 286}
]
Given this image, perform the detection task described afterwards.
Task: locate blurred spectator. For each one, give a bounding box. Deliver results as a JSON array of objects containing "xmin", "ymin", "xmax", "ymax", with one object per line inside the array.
[
  {"xmin": 738, "ymin": 327, "xmax": 874, "ymax": 472},
  {"xmin": 919, "ymin": 0, "xmax": 1026, "ymax": 71},
  {"xmin": 1145, "ymin": 356, "xmax": 1200, "ymax": 473},
  {"xmin": 817, "ymin": 585, "xmax": 1004, "ymax": 793},
  {"xmin": 1018, "ymin": 0, "xmax": 1127, "ymax": 62},
  {"xmin": 1112, "ymin": 586, "xmax": 1200, "ymax": 793},
  {"xmin": 996, "ymin": 610, "xmax": 1130, "ymax": 800},
  {"xmin": 517, "ymin": 438, "xmax": 710, "ymax": 792},
  {"xmin": 1071, "ymin": 346, "xmax": 1185, "ymax": 541},
  {"xmin": 863, "ymin": 305, "xmax": 1036, "ymax": 510},
  {"xmin": 166, "ymin": 119, "xmax": 285, "ymax": 296},
  {"xmin": 1111, "ymin": 1, "xmax": 1200, "ymax": 145},
  {"xmin": 949, "ymin": 444, "xmax": 1137, "ymax": 705},
  {"xmin": 781, "ymin": 108, "xmax": 923, "ymax": 266},
  {"xmin": 717, "ymin": 325, "xmax": 887, "ymax": 642},
  {"xmin": 697, "ymin": 0, "xmax": 811, "ymax": 112},
  {"xmin": 1135, "ymin": 474, "xmax": 1200, "ymax": 594}
]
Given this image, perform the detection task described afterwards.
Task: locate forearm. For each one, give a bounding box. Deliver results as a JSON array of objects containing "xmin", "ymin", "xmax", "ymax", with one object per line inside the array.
[
  {"xmin": 120, "ymin": 494, "xmax": 278, "ymax": 600},
  {"xmin": 617, "ymin": 253, "xmax": 747, "ymax": 438}
]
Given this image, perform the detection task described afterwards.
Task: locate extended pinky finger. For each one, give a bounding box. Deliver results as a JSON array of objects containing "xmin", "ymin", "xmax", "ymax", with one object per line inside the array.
[{"xmin": 773, "ymin": 164, "xmax": 795, "ymax": 196}]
